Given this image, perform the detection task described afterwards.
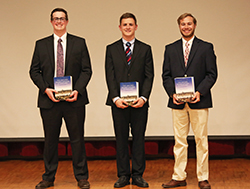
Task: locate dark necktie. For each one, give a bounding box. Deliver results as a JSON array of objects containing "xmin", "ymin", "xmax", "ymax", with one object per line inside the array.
[
  {"xmin": 57, "ymin": 38, "xmax": 64, "ymax": 77},
  {"xmin": 126, "ymin": 42, "xmax": 132, "ymax": 66}
]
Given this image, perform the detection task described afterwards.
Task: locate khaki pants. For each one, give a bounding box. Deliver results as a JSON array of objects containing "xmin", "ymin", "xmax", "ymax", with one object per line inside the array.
[{"xmin": 172, "ymin": 103, "xmax": 209, "ymax": 181}]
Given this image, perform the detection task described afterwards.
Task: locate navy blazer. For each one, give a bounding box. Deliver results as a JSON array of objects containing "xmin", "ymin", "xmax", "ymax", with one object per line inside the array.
[
  {"xmin": 162, "ymin": 37, "xmax": 218, "ymax": 109},
  {"xmin": 105, "ymin": 39, "xmax": 154, "ymax": 106},
  {"xmin": 29, "ymin": 33, "xmax": 92, "ymax": 109}
]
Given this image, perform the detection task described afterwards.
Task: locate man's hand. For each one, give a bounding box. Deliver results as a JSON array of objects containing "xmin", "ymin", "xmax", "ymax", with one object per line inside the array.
[
  {"xmin": 66, "ymin": 90, "xmax": 78, "ymax": 102},
  {"xmin": 115, "ymin": 98, "xmax": 129, "ymax": 109},
  {"xmin": 131, "ymin": 98, "xmax": 145, "ymax": 108},
  {"xmin": 190, "ymin": 91, "xmax": 201, "ymax": 103},
  {"xmin": 45, "ymin": 88, "xmax": 60, "ymax": 102},
  {"xmin": 173, "ymin": 94, "xmax": 184, "ymax": 105}
]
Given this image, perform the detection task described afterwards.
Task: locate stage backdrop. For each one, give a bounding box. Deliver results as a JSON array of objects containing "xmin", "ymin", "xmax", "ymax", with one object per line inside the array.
[{"xmin": 0, "ymin": 0, "xmax": 249, "ymax": 138}]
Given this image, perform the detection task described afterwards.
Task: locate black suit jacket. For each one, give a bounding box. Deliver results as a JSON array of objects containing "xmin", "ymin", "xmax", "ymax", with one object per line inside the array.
[
  {"xmin": 105, "ymin": 39, "xmax": 154, "ymax": 106},
  {"xmin": 30, "ymin": 33, "xmax": 92, "ymax": 109},
  {"xmin": 162, "ymin": 37, "xmax": 217, "ymax": 109}
]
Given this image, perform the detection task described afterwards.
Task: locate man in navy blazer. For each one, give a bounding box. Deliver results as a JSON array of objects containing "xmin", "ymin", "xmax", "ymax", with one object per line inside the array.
[
  {"xmin": 105, "ymin": 13, "xmax": 154, "ymax": 188},
  {"xmin": 29, "ymin": 8, "xmax": 92, "ymax": 189},
  {"xmin": 162, "ymin": 13, "xmax": 217, "ymax": 189}
]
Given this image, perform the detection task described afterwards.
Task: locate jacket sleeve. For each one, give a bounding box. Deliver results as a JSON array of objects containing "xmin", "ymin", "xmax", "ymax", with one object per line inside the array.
[
  {"xmin": 73, "ymin": 39, "xmax": 92, "ymax": 95},
  {"xmin": 105, "ymin": 45, "xmax": 120, "ymax": 100},
  {"xmin": 196, "ymin": 43, "xmax": 217, "ymax": 96},
  {"xmin": 29, "ymin": 41, "xmax": 50, "ymax": 93},
  {"xmin": 162, "ymin": 45, "xmax": 175, "ymax": 98},
  {"xmin": 141, "ymin": 46, "xmax": 154, "ymax": 99}
]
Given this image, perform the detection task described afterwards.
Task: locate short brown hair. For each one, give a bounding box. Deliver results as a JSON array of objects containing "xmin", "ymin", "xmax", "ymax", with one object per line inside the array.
[
  {"xmin": 50, "ymin": 8, "xmax": 68, "ymax": 21},
  {"xmin": 177, "ymin": 13, "xmax": 197, "ymax": 25},
  {"xmin": 119, "ymin": 12, "xmax": 137, "ymax": 25}
]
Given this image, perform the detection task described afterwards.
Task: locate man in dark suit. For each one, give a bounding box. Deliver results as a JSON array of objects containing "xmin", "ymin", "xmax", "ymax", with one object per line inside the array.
[
  {"xmin": 105, "ymin": 13, "xmax": 154, "ymax": 188},
  {"xmin": 162, "ymin": 13, "xmax": 217, "ymax": 189},
  {"xmin": 29, "ymin": 8, "xmax": 92, "ymax": 189}
]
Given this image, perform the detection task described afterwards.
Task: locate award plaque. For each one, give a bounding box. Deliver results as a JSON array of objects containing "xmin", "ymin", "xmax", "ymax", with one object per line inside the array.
[
  {"xmin": 54, "ymin": 76, "xmax": 72, "ymax": 100},
  {"xmin": 174, "ymin": 76, "xmax": 195, "ymax": 102},
  {"xmin": 120, "ymin": 81, "xmax": 139, "ymax": 106}
]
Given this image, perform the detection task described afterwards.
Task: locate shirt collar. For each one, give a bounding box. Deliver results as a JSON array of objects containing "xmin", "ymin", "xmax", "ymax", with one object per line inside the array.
[
  {"xmin": 54, "ymin": 32, "xmax": 67, "ymax": 42},
  {"xmin": 122, "ymin": 38, "xmax": 135, "ymax": 45},
  {"xmin": 182, "ymin": 35, "xmax": 195, "ymax": 46}
]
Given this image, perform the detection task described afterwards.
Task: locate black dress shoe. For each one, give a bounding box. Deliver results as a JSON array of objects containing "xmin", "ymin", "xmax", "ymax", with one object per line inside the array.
[
  {"xmin": 114, "ymin": 176, "xmax": 130, "ymax": 188},
  {"xmin": 35, "ymin": 180, "xmax": 54, "ymax": 189},
  {"xmin": 132, "ymin": 177, "xmax": 149, "ymax": 188},
  {"xmin": 78, "ymin": 179, "xmax": 90, "ymax": 189}
]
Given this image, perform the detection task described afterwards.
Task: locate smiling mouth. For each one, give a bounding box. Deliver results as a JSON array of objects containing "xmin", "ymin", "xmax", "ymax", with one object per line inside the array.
[{"xmin": 183, "ymin": 30, "xmax": 191, "ymax": 34}]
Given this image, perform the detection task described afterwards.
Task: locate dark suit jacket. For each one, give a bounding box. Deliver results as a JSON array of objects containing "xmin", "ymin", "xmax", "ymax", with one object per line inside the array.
[
  {"xmin": 105, "ymin": 39, "xmax": 154, "ymax": 106},
  {"xmin": 30, "ymin": 33, "xmax": 92, "ymax": 109},
  {"xmin": 162, "ymin": 37, "xmax": 217, "ymax": 109}
]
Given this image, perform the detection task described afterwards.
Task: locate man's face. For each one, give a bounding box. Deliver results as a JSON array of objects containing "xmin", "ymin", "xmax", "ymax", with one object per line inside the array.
[
  {"xmin": 51, "ymin": 11, "xmax": 68, "ymax": 34},
  {"xmin": 119, "ymin": 18, "xmax": 138, "ymax": 40},
  {"xmin": 179, "ymin": 16, "xmax": 196, "ymax": 41}
]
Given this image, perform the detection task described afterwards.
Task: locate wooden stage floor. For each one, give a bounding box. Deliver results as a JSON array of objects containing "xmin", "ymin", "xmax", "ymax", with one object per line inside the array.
[{"xmin": 0, "ymin": 158, "xmax": 250, "ymax": 189}]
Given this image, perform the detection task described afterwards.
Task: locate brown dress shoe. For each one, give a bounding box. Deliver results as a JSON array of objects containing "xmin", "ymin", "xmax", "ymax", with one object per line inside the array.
[
  {"xmin": 35, "ymin": 180, "xmax": 54, "ymax": 189},
  {"xmin": 162, "ymin": 179, "xmax": 187, "ymax": 188},
  {"xmin": 78, "ymin": 179, "xmax": 90, "ymax": 189},
  {"xmin": 198, "ymin": 180, "xmax": 211, "ymax": 189}
]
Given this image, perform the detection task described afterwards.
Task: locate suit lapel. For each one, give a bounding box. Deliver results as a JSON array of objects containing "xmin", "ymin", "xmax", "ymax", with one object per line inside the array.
[
  {"xmin": 175, "ymin": 39, "xmax": 186, "ymax": 71},
  {"xmin": 129, "ymin": 39, "xmax": 141, "ymax": 70},
  {"xmin": 186, "ymin": 37, "xmax": 199, "ymax": 69},
  {"xmin": 46, "ymin": 35, "xmax": 55, "ymax": 71},
  {"xmin": 65, "ymin": 33, "xmax": 74, "ymax": 71},
  {"xmin": 116, "ymin": 39, "xmax": 128, "ymax": 67}
]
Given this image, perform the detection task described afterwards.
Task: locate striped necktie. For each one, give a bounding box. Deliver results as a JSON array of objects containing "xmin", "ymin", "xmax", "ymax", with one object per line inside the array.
[
  {"xmin": 184, "ymin": 41, "xmax": 189, "ymax": 67},
  {"xmin": 126, "ymin": 42, "xmax": 132, "ymax": 66}
]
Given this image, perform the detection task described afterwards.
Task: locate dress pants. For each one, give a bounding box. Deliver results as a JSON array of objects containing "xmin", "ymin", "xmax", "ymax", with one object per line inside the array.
[
  {"xmin": 111, "ymin": 105, "xmax": 148, "ymax": 178},
  {"xmin": 172, "ymin": 103, "xmax": 209, "ymax": 181},
  {"xmin": 40, "ymin": 102, "xmax": 88, "ymax": 182}
]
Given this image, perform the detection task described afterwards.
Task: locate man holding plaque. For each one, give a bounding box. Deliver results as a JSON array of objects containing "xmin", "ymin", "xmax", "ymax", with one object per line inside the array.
[
  {"xmin": 29, "ymin": 8, "xmax": 92, "ymax": 189},
  {"xmin": 162, "ymin": 13, "xmax": 217, "ymax": 189},
  {"xmin": 105, "ymin": 13, "xmax": 154, "ymax": 188}
]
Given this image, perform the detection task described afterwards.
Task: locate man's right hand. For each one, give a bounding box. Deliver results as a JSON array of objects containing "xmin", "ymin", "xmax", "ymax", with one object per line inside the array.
[
  {"xmin": 115, "ymin": 98, "xmax": 129, "ymax": 109},
  {"xmin": 173, "ymin": 94, "xmax": 184, "ymax": 105},
  {"xmin": 45, "ymin": 88, "xmax": 60, "ymax": 102}
]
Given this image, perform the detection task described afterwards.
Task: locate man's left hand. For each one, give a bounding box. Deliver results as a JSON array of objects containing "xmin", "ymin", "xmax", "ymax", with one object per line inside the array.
[
  {"xmin": 66, "ymin": 90, "xmax": 78, "ymax": 102},
  {"xmin": 131, "ymin": 98, "xmax": 145, "ymax": 108},
  {"xmin": 190, "ymin": 91, "xmax": 201, "ymax": 103}
]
